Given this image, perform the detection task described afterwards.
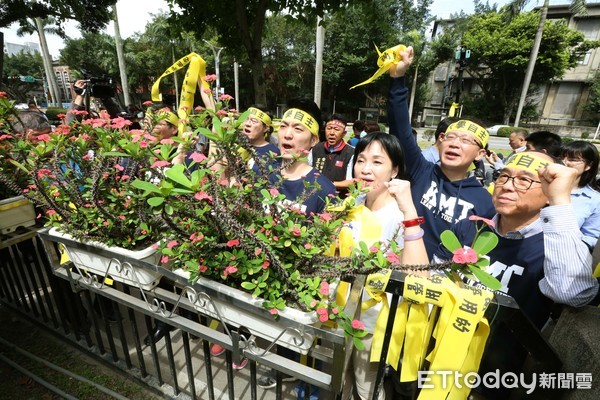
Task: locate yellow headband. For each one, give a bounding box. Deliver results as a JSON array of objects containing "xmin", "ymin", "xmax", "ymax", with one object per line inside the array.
[
  {"xmin": 158, "ymin": 110, "xmax": 179, "ymax": 127},
  {"xmin": 447, "ymin": 120, "xmax": 489, "ymax": 147},
  {"xmin": 504, "ymin": 152, "xmax": 551, "ymax": 173},
  {"xmin": 282, "ymin": 108, "xmax": 319, "ymax": 136},
  {"xmin": 248, "ymin": 107, "xmax": 272, "ymax": 127}
]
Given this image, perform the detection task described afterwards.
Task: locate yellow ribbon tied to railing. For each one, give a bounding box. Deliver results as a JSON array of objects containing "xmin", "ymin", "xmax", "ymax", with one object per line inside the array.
[
  {"xmin": 350, "ymin": 44, "xmax": 406, "ymax": 90},
  {"xmin": 151, "ymin": 52, "xmax": 210, "ymax": 135}
]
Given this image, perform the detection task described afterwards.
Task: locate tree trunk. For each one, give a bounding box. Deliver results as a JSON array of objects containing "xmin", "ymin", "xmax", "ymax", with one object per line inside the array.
[
  {"xmin": 112, "ymin": 5, "xmax": 131, "ymax": 106},
  {"xmin": 35, "ymin": 17, "xmax": 61, "ymax": 107},
  {"xmin": 0, "ymin": 32, "xmax": 4, "ymax": 84},
  {"xmin": 514, "ymin": 0, "xmax": 548, "ymax": 127}
]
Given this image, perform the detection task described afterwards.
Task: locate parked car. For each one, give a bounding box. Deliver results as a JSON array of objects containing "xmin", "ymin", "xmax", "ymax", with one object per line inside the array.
[{"xmin": 486, "ymin": 125, "xmax": 509, "ymax": 136}]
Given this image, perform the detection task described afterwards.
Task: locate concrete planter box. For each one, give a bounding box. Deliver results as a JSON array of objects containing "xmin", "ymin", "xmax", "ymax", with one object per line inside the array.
[{"xmin": 48, "ymin": 228, "xmax": 162, "ymax": 290}]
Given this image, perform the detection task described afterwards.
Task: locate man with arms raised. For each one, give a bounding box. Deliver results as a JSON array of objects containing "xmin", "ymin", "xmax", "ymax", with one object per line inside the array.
[{"xmin": 387, "ymin": 47, "xmax": 495, "ymax": 257}]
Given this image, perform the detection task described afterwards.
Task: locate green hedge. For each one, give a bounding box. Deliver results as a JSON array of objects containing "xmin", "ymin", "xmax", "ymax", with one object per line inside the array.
[
  {"xmin": 497, "ymin": 126, "xmax": 528, "ymax": 137},
  {"xmin": 45, "ymin": 107, "xmax": 68, "ymax": 123}
]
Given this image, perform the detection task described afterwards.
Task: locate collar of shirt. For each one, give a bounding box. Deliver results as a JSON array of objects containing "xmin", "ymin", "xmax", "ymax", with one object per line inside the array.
[
  {"xmin": 324, "ymin": 140, "xmax": 346, "ymax": 153},
  {"xmin": 491, "ymin": 213, "xmax": 542, "ymax": 239},
  {"xmin": 572, "ymin": 184, "xmax": 596, "ymax": 199}
]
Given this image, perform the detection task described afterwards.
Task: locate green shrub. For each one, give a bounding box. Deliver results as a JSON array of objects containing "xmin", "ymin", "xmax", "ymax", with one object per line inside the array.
[
  {"xmin": 581, "ymin": 131, "xmax": 590, "ymax": 139},
  {"xmin": 423, "ymin": 129, "xmax": 435, "ymax": 142},
  {"xmin": 45, "ymin": 107, "xmax": 68, "ymax": 122},
  {"xmin": 497, "ymin": 126, "xmax": 528, "ymax": 137}
]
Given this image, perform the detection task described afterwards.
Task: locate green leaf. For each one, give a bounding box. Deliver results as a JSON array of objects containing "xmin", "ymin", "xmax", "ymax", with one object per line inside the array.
[
  {"xmin": 147, "ymin": 197, "xmax": 164, "ymax": 207},
  {"xmin": 103, "ymin": 151, "xmax": 129, "ymax": 157},
  {"xmin": 441, "ymin": 230, "xmax": 462, "ymax": 252},
  {"xmin": 165, "ymin": 164, "xmax": 192, "ymax": 188},
  {"xmin": 241, "ymin": 282, "xmax": 256, "ymax": 290},
  {"xmin": 472, "ymin": 231, "xmax": 499, "ymax": 256},
  {"xmin": 131, "ymin": 179, "xmax": 162, "ymax": 194},
  {"xmin": 353, "ymin": 336, "xmax": 365, "ymax": 351},
  {"xmin": 467, "ymin": 265, "xmax": 502, "ymax": 291}
]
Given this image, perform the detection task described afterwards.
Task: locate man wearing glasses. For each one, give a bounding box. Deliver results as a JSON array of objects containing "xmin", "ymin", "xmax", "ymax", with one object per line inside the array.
[
  {"xmin": 387, "ymin": 46, "xmax": 495, "ymax": 257},
  {"xmin": 435, "ymin": 151, "xmax": 600, "ymax": 398}
]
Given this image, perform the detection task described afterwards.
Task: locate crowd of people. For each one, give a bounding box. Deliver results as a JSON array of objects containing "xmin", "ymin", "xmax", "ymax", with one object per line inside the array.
[{"xmin": 10, "ymin": 44, "xmax": 600, "ymax": 400}]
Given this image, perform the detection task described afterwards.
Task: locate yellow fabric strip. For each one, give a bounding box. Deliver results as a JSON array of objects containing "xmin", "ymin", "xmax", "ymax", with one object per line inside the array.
[
  {"xmin": 248, "ymin": 107, "xmax": 272, "ymax": 127},
  {"xmin": 282, "ymin": 108, "xmax": 320, "ymax": 136},
  {"xmin": 350, "ymin": 44, "xmax": 406, "ymax": 89},
  {"xmin": 504, "ymin": 152, "xmax": 552, "ymax": 173},
  {"xmin": 151, "ymin": 52, "xmax": 209, "ymax": 135},
  {"xmin": 446, "ymin": 120, "xmax": 489, "ymax": 147}
]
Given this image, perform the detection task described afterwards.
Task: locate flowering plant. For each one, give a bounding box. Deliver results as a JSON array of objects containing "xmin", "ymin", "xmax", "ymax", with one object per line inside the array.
[
  {"xmin": 440, "ymin": 215, "xmax": 502, "ymax": 290},
  {"xmin": 0, "ymin": 99, "xmax": 173, "ymax": 249}
]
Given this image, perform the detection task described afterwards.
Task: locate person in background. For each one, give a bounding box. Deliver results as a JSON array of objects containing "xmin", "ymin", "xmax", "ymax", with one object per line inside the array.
[
  {"xmin": 485, "ymin": 128, "xmax": 528, "ymax": 172},
  {"xmin": 242, "ymin": 105, "xmax": 280, "ymax": 170},
  {"xmin": 11, "ymin": 110, "xmax": 52, "ymax": 144},
  {"xmin": 349, "ymin": 120, "xmax": 365, "ymax": 147},
  {"xmin": 364, "ymin": 121, "xmax": 381, "ymax": 135},
  {"xmin": 560, "ymin": 140, "xmax": 600, "ymax": 251},
  {"xmin": 310, "ymin": 114, "xmax": 355, "ymax": 196},
  {"xmin": 387, "ymin": 45, "xmax": 495, "ymax": 257},
  {"xmin": 525, "ymin": 130, "xmax": 562, "ymax": 157}
]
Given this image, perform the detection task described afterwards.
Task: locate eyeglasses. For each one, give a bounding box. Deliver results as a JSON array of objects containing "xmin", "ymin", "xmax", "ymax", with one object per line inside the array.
[
  {"xmin": 442, "ymin": 133, "xmax": 481, "ymax": 147},
  {"xmin": 562, "ymin": 157, "xmax": 586, "ymax": 164},
  {"xmin": 495, "ymin": 173, "xmax": 541, "ymax": 191}
]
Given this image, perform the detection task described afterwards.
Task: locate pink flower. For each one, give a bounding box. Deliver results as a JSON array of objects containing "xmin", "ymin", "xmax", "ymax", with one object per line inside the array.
[
  {"xmin": 37, "ymin": 134, "xmax": 52, "ymax": 142},
  {"xmin": 114, "ymin": 163, "xmax": 125, "ymax": 171},
  {"xmin": 166, "ymin": 240, "xmax": 178, "ymax": 249},
  {"xmin": 318, "ymin": 213, "xmax": 332, "ymax": 222},
  {"xmin": 194, "ymin": 191, "xmax": 212, "ymax": 202},
  {"xmin": 319, "ymin": 313, "xmax": 329, "ymax": 322},
  {"xmin": 46, "ymin": 209, "xmax": 56, "ymax": 216},
  {"xmin": 189, "ymin": 152, "xmax": 207, "ymax": 163},
  {"xmin": 218, "ymin": 178, "xmax": 229, "ymax": 186},
  {"xmin": 304, "ymin": 243, "xmax": 312, "ymax": 250},
  {"xmin": 452, "ymin": 247, "xmax": 478, "ymax": 264},
  {"xmin": 369, "ymin": 245, "xmax": 379, "ymax": 253},
  {"xmin": 161, "ymin": 255, "xmax": 169, "ymax": 264},
  {"xmin": 203, "ymin": 88, "xmax": 213, "ymax": 94},
  {"xmin": 310, "ymin": 300, "xmax": 318, "ymax": 308},
  {"xmin": 139, "ymin": 141, "xmax": 149, "ymax": 148},
  {"xmin": 320, "ymin": 281, "xmax": 330, "ymax": 296},
  {"xmin": 386, "ymin": 252, "xmax": 400, "ymax": 263},
  {"xmin": 151, "ymin": 160, "xmax": 171, "ymax": 168},
  {"xmin": 254, "ymin": 248, "xmax": 262, "ymax": 256},
  {"xmin": 118, "ymin": 215, "xmax": 125, "ymax": 220},
  {"xmin": 110, "ymin": 117, "xmax": 132, "ymax": 129},
  {"xmin": 269, "ymin": 188, "xmax": 279, "ymax": 196},
  {"xmin": 290, "ymin": 226, "xmax": 301, "ymax": 237},
  {"xmin": 219, "ymin": 94, "xmax": 234, "ymax": 101},
  {"xmin": 225, "ymin": 265, "xmax": 238, "ymax": 274},
  {"xmin": 194, "ymin": 106, "xmax": 205, "ymax": 111},
  {"xmin": 262, "ymin": 261, "xmax": 270, "ymax": 269},
  {"xmin": 198, "ymin": 265, "xmax": 208, "ymax": 273},
  {"xmin": 216, "ymin": 110, "xmax": 227, "ymax": 116},
  {"xmin": 316, "ymin": 307, "xmax": 328, "ymax": 315},
  {"xmin": 143, "ymin": 100, "xmax": 154, "ymax": 106},
  {"xmin": 469, "ymin": 215, "xmax": 496, "ymax": 228},
  {"xmin": 332, "ymin": 307, "xmax": 339, "ymax": 315},
  {"xmin": 227, "ymin": 239, "xmax": 240, "ymax": 247},
  {"xmin": 351, "ymin": 320, "xmax": 365, "ymax": 330},
  {"xmin": 269, "ymin": 308, "xmax": 278, "ymax": 315},
  {"xmin": 204, "ymin": 74, "xmax": 217, "ymax": 82},
  {"xmin": 160, "ymin": 138, "xmax": 175, "ymax": 145},
  {"xmin": 190, "ymin": 232, "xmax": 204, "ymax": 242}
]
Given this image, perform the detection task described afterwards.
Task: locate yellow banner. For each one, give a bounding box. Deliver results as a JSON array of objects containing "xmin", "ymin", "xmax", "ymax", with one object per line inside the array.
[
  {"xmin": 350, "ymin": 44, "xmax": 406, "ymax": 90},
  {"xmin": 151, "ymin": 52, "xmax": 210, "ymax": 135}
]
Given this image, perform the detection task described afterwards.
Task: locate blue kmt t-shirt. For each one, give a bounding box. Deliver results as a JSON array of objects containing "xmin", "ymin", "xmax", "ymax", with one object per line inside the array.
[{"xmin": 269, "ymin": 168, "xmax": 336, "ymax": 215}]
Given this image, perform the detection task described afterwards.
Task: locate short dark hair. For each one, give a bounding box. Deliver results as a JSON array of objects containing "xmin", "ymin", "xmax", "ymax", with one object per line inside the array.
[
  {"xmin": 352, "ymin": 120, "xmax": 365, "ymax": 134},
  {"xmin": 525, "ymin": 131, "xmax": 562, "ymax": 157},
  {"xmin": 326, "ymin": 114, "xmax": 347, "ymax": 125},
  {"xmin": 560, "ymin": 140, "xmax": 600, "ymax": 189},
  {"xmin": 511, "ymin": 129, "xmax": 528, "ymax": 139},
  {"xmin": 435, "ymin": 117, "xmax": 459, "ymax": 141},
  {"xmin": 352, "ymin": 132, "xmax": 405, "ymax": 179}
]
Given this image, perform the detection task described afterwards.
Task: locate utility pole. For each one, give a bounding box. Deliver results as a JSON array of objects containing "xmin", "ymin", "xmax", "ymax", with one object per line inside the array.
[
  {"xmin": 314, "ymin": 16, "xmax": 325, "ymax": 108},
  {"xmin": 203, "ymin": 39, "xmax": 224, "ymax": 100},
  {"xmin": 113, "ymin": 5, "xmax": 131, "ymax": 106},
  {"xmin": 449, "ymin": 46, "xmax": 470, "ymax": 118},
  {"xmin": 234, "ymin": 61, "xmax": 240, "ymax": 111}
]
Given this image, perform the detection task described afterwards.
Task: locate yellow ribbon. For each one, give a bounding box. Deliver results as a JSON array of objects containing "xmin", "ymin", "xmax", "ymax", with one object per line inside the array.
[
  {"xmin": 400, "ymin": 275, "xmax": 430, "ymax": 381},
  {"xmin": 350, "ymin": 44, "xmax": 407, "ymax": 90},
  {"xmin": 151, "ymin": 52, "xmax": 210, "ymax": 135}
]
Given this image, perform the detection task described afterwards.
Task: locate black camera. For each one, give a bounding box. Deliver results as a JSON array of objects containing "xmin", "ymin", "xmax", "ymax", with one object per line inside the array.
[{"xmin": 75, "ymin": 76, "xmax": 115, "ymax": 98}]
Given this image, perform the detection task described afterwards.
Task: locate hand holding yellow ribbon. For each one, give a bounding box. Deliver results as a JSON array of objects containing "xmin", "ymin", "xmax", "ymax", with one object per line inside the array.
[{"xmin": 350, "ymin": 44, "xmax": 407, "ymax": 89}]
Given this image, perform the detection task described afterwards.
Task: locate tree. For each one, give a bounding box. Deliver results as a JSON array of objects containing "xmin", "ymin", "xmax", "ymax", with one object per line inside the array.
[
  {"xmin": 167, "ymin": 0, "xmax": 363, "ymax": 105},
  {"xmin": 2, "ymin": 50, "xmax": 45, "ymax": 102},
  {"xmin": 112, "ymin": 5, "xmax": 131, "ymax": 106},
  {"xmin": 0, "ymin": 0, "xmax": 115, "ymax": 83},
  {"xmin": 460, "ymin": 10, "xmax": 594, "ymax": 124},
  {"xmin": 513, "ymin": 0, "xmax": 588, "ymax": 126}
]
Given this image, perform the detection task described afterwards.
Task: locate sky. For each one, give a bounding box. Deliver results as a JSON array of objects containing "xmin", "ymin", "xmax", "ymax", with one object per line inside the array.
[{"xmin": 3, "ymin": 0, "xmax": 545, "ymax": 59}]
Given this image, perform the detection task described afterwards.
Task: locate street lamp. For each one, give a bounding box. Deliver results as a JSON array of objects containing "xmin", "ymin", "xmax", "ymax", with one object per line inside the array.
[{"xmin": 203, "ymin": 39, "xmax": 224, "ymax": 100}]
